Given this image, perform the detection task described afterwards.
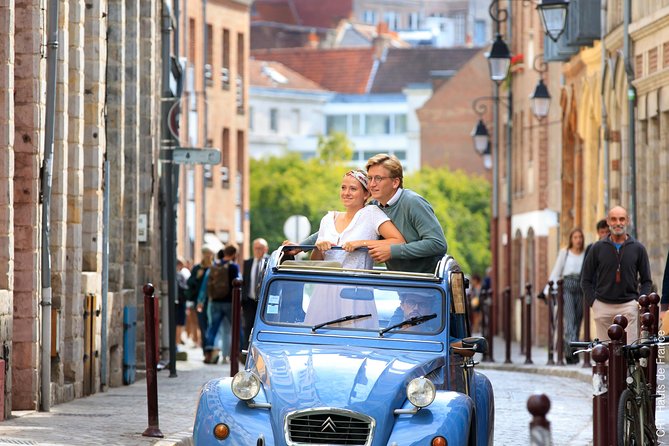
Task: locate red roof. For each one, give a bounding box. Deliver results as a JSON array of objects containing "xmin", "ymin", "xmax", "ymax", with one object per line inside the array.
[
  {"xmin": 253, "ymin": 0, "xmax": 352, "ymax": 28},
  {"xmin": 249, "ymin": 59, "xmax": 328, "ymax": 92},
  {"xmin": 252, "ymin": 48, "xmax": 375, "ymax": 94}
]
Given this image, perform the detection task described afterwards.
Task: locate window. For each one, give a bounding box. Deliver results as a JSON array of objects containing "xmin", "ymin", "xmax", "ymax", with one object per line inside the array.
[
  {"xmin": 363, "ymin": 10, "xmax": 376, "ymax": 24},
  {"xmin": 395, "ymin": 114, "xmax": 407, "ymax": 134},
  {"xmin": 351, "ymin": 115, "xmax": 361, "ymax": 136},
  {"xmin": 384, "ymin": 11, "xmax": 399, "ymax": 30},
  {"xmin": 365, "ymin": 114, "xmax": 390, "ymax": 135},
  {"xmin": 408, "ymin": 12, "xmax": 420, "ymax": 30},
  {"xmin": 205, "ymin": 24, "xmax": 213, "ymax": 86},
  {"xmin": 473, "ymin": 19, "xmax": 487, "ymax": 47},
  {"xmin": 270, "ymin": 108, "xmax": 279, "ymax": 132},
  {"xmin": 326, "ymin": 115, "xmax": 347, "ymax": 134},
  {"xmin": 393, "ymin": 150, "xmax": 407, "ymax": 160},
  {"xmin": 249, "ymin": 106, "xmax": 254, "ymax": 131},
  {"xmin": 291, "ymin": 109, "xmax": 300, "ymax": 133},
  {"xmin": 222, "ymin": 128, "xmax": 230, "ymax": 188},
  {"xmin": 221, "ymin": 29, "xmax": 230, "ymax": 89},
  {"xmin": 204, "ymin": 164, "xmax": 213, "ymax": 188},
  {"xmin": 237, "ymin": 32, "xmax": 245, "ymax": 113}
]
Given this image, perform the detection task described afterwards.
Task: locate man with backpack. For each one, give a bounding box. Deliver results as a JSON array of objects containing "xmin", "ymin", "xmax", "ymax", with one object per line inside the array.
[{"xmin": 198, "ymin": 244, "xmax": 239, "ymax": 364}]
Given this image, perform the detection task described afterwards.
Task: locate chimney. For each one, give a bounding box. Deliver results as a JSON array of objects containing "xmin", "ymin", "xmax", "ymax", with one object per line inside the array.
[
  {"xmin": 372, "ymin": 22, "xmax": 390, "ymax": 61},
  {"xmin": 307, "ymin": 29, "xmax": 319, "ymax": 48}
]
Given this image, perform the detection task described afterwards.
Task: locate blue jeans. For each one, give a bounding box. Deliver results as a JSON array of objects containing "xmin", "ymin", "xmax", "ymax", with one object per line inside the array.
[{"xmin": 205, "ymin": 300, "xmax": 231, "ymax": 356}]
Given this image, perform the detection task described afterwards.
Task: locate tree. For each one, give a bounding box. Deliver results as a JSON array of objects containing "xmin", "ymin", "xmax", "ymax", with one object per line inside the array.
[
  {"xmin": 250, "ymin": 155, "xmax": 491, "ymax": 276},
  {"xmin": 316, "ymin": 132, "xmax": 354, "ymax": 164}
]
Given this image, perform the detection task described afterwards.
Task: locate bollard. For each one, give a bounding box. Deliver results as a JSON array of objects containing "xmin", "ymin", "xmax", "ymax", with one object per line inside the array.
[
  {"xmin": 607, "ymin": 321, "xmax": 626, "ymax": 441},
  {"xmin": 519, "ymin": 292, "xmax": 525, "ymax": 356},
  {"xmin": 582, "ymin": 301, "xmax": 591, "ymax": 368},
  {"xmin": 591, "ymin": 344, "xmax": 609, "ymax": 446},
  {"xmin": 527, "ymin": 393, "xmax": 551, "ymax": 446},
  {"xmin": 482, "ymin": 289, "xmax": 494, "ymax": 362},
  {"xmin": 556, "ymin": 279, "xmax": 564, "ymax": 366},
  {"xmin": 142, "ymin": 283, "xmax": 163, "ymax": 438},
  {"xmin": 230, "ymin": 278, "xmax": 243, "ymax": 377},
  {"xmin": 546, "ymin": 281, "xmax": 555, "ymax": 365},
  {"xmin": 612, "ymin": 314, "xmax": 628, "ymax": 345},
  {"xmin": 504, "ymin": 287, "xmax": 512, "ymax": 364},
  {"xmin": 525, "ymin": 283, "xmax": 533, "ymax": 364},
  {"xmin": 640, "ymin": 310, "xmax": 655, "ymax": 400}
]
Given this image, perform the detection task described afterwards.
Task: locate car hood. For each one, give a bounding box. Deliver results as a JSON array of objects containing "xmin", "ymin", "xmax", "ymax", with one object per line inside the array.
[{"xmin": 249, "ymin": 342, "xmax": 444, "ymax": 419}]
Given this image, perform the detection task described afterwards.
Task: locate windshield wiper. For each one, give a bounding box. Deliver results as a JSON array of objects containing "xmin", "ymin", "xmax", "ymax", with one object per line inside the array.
[
  {"xmin": 312, "ymin": 314, "xmax": 372, "ymax": 332},
  {"xmin": 379, "ymin": 314, "xmax": 437, "ymax": 337}
]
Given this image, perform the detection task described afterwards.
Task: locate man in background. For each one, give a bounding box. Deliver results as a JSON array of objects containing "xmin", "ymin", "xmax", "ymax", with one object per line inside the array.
[
  {"xmin": 581, "ymin": 206, "xmax": 652, "ymax": 342},
  {"xmin": 242, "ymin": 238, "xmax": 269, "ymax": 352}
]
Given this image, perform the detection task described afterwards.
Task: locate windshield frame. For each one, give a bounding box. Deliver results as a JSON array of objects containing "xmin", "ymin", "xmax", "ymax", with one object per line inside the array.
[{"xmin": 260, "ymin": 276, "xmax": 447, "ymax": 337}]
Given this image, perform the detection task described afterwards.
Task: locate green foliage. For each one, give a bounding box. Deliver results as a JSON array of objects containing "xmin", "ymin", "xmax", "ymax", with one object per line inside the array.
[
  {"xmin": 250, "ymin": 154, "xmax": 491, "ymax": 276},
  {"xmin": 316, "ymin": 132, "xmax": 354, "ymax": 164},
  {"xmin": 405, "ymin": 168, "xmax": 491, "ymax": 276}
]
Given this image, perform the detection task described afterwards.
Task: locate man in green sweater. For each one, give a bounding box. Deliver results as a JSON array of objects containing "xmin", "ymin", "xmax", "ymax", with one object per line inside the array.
[
  {"xmin": 363, "ymin": 153, "xmax": 447, "ymax": 273},
  {"xmin": 294, "ymin": 154, "xmax": 447, "ymax": 273}
]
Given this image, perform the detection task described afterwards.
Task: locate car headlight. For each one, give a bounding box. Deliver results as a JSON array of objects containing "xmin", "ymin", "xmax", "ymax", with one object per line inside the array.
[
  {"xmin": 231, "ymin": 370, "xmax": 261, "ymax": 401},
  {"xmin": 406, "ymin": 377, "xmax": 436, "ymax": 408}
]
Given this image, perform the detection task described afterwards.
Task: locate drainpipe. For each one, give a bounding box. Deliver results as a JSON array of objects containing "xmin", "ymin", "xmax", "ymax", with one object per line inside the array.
[
  {"xmin": 100, "ymin": 160, "xmax": 110, "ymax": 390},
  {"xmin": 601, "ymin": 0, "xmax": 609, "ymax": 212},
  {"xmin": 623, "ymin": 0, "xmax": 636, "ymax": 236},
  {"xmin": 40, "ymin": 0, "xmax": 60, "ymax": 412}
]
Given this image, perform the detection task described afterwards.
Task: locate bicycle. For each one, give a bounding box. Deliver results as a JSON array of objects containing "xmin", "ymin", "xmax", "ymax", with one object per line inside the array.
[
  {"xmin": 571, "ymin": 338, "xmax": 660, "ymax": 446},
  {"xmin": 617, "ymin": 339, "xmax": 657, "ymax": 446}
]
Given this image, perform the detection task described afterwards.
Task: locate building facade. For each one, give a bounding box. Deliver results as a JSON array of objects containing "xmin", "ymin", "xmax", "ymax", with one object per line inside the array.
[
  {"xmin": 179, "ymin": 0, "xmax": 252, "ymax": 262},
  {"xmin": 0, "ymin": 0, "xmax": 166, "ymax": 417}
]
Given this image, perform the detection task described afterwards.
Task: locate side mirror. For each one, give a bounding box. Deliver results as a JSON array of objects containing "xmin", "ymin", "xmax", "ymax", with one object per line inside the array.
[{"xmin": 461, "ymin": 336, "xmax": 488, "ymax": 355}]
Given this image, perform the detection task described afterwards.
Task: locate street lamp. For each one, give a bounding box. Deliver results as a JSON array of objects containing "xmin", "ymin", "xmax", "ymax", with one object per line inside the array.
[
  {"xmin": 472, "ymin": 119, "xmax": 490, "ymax": 154},
  {"xmin": 530, "ymin": 79, "xmax": 551, "ymax": 119},
  {"xmin": 536, "ymin": 0, "xmax": 569, "ymax": 42},
  {"xmin": 487, "ymin": 34, "xmax": 512, "ymax": 82},
  {"xmin": 530, "ymin": 54, "xmax": 551, "ymax": 119}
]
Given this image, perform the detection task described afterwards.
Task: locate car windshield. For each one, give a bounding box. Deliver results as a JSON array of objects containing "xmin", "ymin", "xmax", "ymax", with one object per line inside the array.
[{"xmin": 262, "ymin": 279, "xmax": 444, "ymax": 334}]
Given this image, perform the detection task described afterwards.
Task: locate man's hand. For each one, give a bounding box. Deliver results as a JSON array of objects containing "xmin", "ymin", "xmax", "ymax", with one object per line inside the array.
[
  {"xmin": 197, "ymin": 303, "xmax": 204, "ymax": 313},
  {"xmin": 368, "ymin": 242, "xmax": 391, "ymax": 263}
]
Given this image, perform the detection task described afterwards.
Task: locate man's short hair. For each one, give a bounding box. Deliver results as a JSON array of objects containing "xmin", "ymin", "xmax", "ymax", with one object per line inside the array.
[
  {"xmin": 399, "ymin": 291, "xmax": 433, "ymax": 302},
  {"xmin": 596, "ymin": 219, "xmax": 608, "ymax": 231},
  {"xmin": 222, "ymin": 244, "xmax": 237, "ymax": 258},
  {"xmin": 365, "ymin": 153, "xmax": 404, "ymax": 189}
]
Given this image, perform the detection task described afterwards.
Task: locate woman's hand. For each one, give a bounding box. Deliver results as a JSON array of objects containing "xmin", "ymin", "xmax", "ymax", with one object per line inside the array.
[
  {"xmin": 315, "ymin": 240, "xmax": 334, "ymax": 252},
  {"xmin": 342, "ymin": 241, "xmax": 358, "ymax": 252}
]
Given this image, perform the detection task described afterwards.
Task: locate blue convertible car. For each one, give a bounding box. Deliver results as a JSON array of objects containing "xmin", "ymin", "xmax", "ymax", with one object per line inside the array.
[{"xmin": 193, "ymin": 247, "xmax": 494, "ymax": 445}]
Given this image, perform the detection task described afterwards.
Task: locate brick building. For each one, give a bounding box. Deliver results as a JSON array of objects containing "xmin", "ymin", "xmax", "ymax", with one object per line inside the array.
[
  {"xmin": 179, "ymin": 0, "xmax": 252, "ymax": 262},
  {"xmin": 0, "ymin": 0, "xmax": 164, "ymax": 415}
]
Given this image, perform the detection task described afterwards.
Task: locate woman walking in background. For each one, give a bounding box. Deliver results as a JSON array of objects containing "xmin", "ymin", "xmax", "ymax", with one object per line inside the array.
[{"xmin": 545, "ymin": 228, "xmax": 586, "ymax": 364}]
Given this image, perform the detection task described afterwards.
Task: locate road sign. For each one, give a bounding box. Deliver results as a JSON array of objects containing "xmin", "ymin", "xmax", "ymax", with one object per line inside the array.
[
  {"xmin": 172, "ymin": 148, "xmax": 221, "ymax": 165},
  {"xmin": 283, "ymin": 215, "xmax": 311, "ymax": 243}
]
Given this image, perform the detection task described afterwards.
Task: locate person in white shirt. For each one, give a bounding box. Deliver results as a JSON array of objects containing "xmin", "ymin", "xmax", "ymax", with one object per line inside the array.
[
  {"xmin": 311, "ymin": 169, "xmax": 405, "ymax": 269},
  {"xmin": 304, "ymin": 170, "xmax": 405, "ymax": 329},
  {"xmin": 544, "ymin": 227, "xmax": 586, "ymax": 364}
]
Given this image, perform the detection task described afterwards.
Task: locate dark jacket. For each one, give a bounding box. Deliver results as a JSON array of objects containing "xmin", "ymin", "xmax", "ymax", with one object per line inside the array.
[
  {"xmin": 662, "ymin": 250, "xmax": 669, "ymax": 306},
  {"xmin": 242, "ymin": 255, "xmax": 269, "ymax": 303},
  {"xmin": 581, "ymin": 234, "xmax": 652, "ymax": 306}
]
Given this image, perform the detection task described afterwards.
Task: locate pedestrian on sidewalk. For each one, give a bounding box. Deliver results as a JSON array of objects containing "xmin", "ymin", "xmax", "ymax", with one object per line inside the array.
[
  {"xmin": 187, "ymin": 245, "xmax": 215, "ymax": 355},
  {"xmin": 581, "ymin": 206, "xmax": 652, "ymax": 343},
  {"xmin": 544, "ymin": 227, "xmax": 585, "ymax": 364},
  {"xmin": 176, "ymin": 258, "xmax": 191, "ymax": 346},
  {"xmin": 242, "ymin": 238, "xmax": 269, "ymax": 352},
  {"xmin": 200, "ymin": 244, "xmax": 239, "ymax": 364}
]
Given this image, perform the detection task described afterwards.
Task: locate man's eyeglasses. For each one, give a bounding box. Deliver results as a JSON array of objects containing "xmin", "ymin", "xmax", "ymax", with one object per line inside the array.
[{"xmin": 366, "ymin": 175, "xmax": 392, "ymax": 184}]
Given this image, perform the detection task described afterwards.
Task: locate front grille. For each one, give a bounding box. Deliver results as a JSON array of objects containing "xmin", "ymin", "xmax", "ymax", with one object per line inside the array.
[{"xmin": 286, "ymin": 409, "xmax": 373, "ymax": 445}]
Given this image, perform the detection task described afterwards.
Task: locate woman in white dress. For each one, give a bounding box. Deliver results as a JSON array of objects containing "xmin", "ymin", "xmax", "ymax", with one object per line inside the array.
[
  {"xmin": 310, "ymin": 169, "xmax": 405, "ymax": 268},
  {"xmin": 304, "ymin": 170, "xmax": 405, "ymax": 328}
]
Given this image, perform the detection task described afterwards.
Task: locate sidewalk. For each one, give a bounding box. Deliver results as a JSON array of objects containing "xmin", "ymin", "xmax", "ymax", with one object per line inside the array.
[
  {"xmin": 476, "ymin": 335, "xmax": 592, "ymax": 384},
  {"xmin": 0, "ymin": 345, "xmax": 226, "ymax": 446},
  {"xmin": 1, "ymin": 336, "xmax": 664, "ymax": 445}
]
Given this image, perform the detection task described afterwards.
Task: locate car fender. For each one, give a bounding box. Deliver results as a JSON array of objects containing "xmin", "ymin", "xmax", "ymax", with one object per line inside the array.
[
  {"xmin": 193, "ymin": 378, "xmax": 278, "ymax": 446},
  {"xmin": 472, "ymin": 370, "xmax": 495, "ymax": 446},
  {"xmin": 385, "ymin": 391, "xmax": 474, "ymax": 446}
]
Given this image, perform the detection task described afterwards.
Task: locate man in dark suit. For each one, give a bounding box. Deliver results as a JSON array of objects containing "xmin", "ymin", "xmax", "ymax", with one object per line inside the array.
[{"xmin": 242, "ymin": 238, "xmax": 269, "ymax": 351}]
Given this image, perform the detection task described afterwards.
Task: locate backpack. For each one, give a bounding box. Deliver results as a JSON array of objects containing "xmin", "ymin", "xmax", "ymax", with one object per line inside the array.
[{"xmin": 207, "ymin": 262, "xmax": 231, "ymax": 301}]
